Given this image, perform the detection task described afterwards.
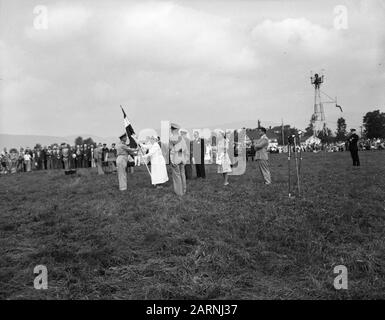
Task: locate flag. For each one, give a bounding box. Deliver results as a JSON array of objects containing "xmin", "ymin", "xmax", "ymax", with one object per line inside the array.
[
  {"xmin": 120, "ymin": 105, "xmax": 138, "ymax": 148},
  {"xmin": 336, "ymin": 104, "xmax": 343, "ymax": 112}
]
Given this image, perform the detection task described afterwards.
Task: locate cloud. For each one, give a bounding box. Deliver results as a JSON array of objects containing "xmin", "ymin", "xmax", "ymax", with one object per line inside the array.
[
  {"xmin": 1, "ymin": 1, "xmax": 384, "ymax": 137},
  {"xmin": 251, "ymin": 18, "xmax": 342, "ymax": 59},
  {"xmin": 93, "ymin": 2, "xmax": 258, "ymax": 73},
  {"xmin": 25, "ymin": 3, "xmax": 91, "ymax": 42}
]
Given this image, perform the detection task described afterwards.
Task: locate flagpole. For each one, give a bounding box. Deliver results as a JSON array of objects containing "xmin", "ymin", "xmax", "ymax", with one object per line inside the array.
[{"xmin": 120, "ymin": 105, "xmax": 152, "ymax": 178}]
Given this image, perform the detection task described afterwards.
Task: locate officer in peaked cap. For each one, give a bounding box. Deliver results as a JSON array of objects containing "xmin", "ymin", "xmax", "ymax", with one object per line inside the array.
[{"xmin": 116, "ymin": 133, "xmax": 138, "ymax": 191}]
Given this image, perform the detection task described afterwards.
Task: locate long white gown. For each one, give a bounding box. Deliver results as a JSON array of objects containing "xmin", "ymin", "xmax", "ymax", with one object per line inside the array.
[{"xmin": 142, "ymin": 143, "xmax": 169, "ymax": 185}]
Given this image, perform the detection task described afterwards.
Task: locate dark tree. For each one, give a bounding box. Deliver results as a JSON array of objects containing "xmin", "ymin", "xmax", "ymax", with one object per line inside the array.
[
  {"xmin": 83, "ymin": 137, "xmax": 95, "ymax": 146},
  {"xmin": 363, "ymin": 109, "xmax": 385, "ymax": 139},
  {"xmin": 335, "ymin": 117, "xmax": 347, "ymax": 141},
  {"xmin": 317, "ymin": 124, "xmax": 334, "ymax": 144},
  {"xmin": 304, "ymin": 118, "xmax": 315, "ymax": 138},
  {"xmin": 74, "ymin": 136, "xmax": 84, "ymax": 146}
]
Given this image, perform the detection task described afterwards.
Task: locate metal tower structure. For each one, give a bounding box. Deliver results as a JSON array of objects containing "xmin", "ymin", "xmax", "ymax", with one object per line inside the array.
[
  {"xmin": 310, "ymin": 71, "xmax": 325, "ymax": 137},
  {"xmin": 310, "ymin": 71, "xmax": 342, "ymax": 138}
]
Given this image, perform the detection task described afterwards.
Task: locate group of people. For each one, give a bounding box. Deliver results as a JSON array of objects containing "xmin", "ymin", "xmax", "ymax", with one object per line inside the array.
[
  {"xmin": 0, "ymin": 143, "xmax": 122, "ymax": 175},
  {"xmin": 4, "ymin": 125, "xmax": 370, "ymax": 195},
  {"xmin": 114, "ymin": 124, "xmax": 272, "ymax": 195}
]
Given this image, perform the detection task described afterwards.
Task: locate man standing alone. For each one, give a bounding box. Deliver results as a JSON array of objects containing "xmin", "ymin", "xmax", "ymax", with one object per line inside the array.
[
  {"xmin": 255, "ymin": 127, "xmax": 271, "ymax": 185},
  {"xmin": 347, "ymin": 128, "xmax": 360, "ymax": 166},
  {"xmin": 192, "ymin": 130, "xmax": 206, "ymax": 179}
]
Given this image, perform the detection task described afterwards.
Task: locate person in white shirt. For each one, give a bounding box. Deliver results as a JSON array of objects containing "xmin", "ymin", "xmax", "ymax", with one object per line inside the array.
[{"xmin": 141, "ymin": 135, "xmax": 169, "ymax": 188}]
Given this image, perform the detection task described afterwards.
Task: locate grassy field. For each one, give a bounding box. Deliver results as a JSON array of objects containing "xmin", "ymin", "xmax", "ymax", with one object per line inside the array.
[{"xmin": 0, "ymin": 151, "xmax": 384, "ymax": 299}]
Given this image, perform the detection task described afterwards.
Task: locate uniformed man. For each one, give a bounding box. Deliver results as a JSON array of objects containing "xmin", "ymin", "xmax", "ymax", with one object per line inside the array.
[
  {"xmin": 116, "ymin": 133, "xmax": 138, "ymax": 191},
  {"xmin": 255, "ymin": 127, "xmax": 271, "ymax": 185},
  {"xmin": 347, "ymin": 128, "xmax": 360, "ymax": 166}
]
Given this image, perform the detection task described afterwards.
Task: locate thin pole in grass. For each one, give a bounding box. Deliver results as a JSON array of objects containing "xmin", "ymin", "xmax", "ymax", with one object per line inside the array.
[
  {"xmin": 288, "ymin": 136, "xmax": 292, "ymax": 198},
  {"xmin": 293, "ymin": 135, "xmax": 301, "ymax": 196}
]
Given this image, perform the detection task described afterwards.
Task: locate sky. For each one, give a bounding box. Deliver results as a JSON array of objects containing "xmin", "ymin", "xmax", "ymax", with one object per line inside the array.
[{"xmin": 0, "ymin": 0, "xmax": 384, "ymax": 137}]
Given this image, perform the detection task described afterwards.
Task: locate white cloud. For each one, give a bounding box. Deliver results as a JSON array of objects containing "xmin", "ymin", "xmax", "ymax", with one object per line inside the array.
[
  {"xmin": 25, "ymin": 3, "xmax": 91, "ymax": 42},
  {"xmin": 94, "ymin": 2, "xmax": 258, "ymax": 73},
  {"xmin": 1, "ymin": 1, "xmax": 384, "ymax": 136}
]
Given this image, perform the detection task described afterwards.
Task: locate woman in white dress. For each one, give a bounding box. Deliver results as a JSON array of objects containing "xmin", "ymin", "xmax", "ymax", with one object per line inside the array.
[
  {"xmin": 141, "ymin": 135, "xmax": 169, "ymax": 188},
  {"xmin": 216, "ymin": 130, "xmax": 232, "ymax": 186}
]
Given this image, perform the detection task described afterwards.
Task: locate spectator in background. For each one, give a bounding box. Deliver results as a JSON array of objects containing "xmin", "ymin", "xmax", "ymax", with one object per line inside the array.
[
  {"xmin": 90, "ymin": 145, "xmax": 96, "ymax": 168},
  {"xmin": 75, "ymin": 145, "xmax": 82, "ymax": 168},
  {"xmin": 46, "ymin": 146, "xmax": 54, "ymax": 170},
  {"xmin": 249, "ymin": 142, "xmax": 256, "ymax": 162},
  {"xmin": 94, "ymin": 143, "xmax": 104, "ymax": 175},
  {"xmin": 52, "ymin": 146, "xmax": 59, "ymax": 169},
  {"xmin": 17, "ymin": 148, "xmax": 25, "ymax": 172},
  {"xmin": 24, "ymin": 151, "xmax": 32, "ymax": 172},
  {"xmin": 347, "ymin": 129, "xmax": 360, "ymax": 166},
  {"xmin": 70, "ymin": 146, "xmax": 77, "ymax": 169},
  {"xmin": 192, "ymin": 130, "xmax": 206, "ymax": 179},
  {"xmin": 1, "ymin": 148, "xmax": 9, "ymax": 174},
  {"xmin": 216, "ymin": 129, "xmax": 232, "ymax": 186},
  {"xmin": 41, "ymin": 147, "xmax": 47, "ymax": 170},
  {"xmin": 106, "ymin": 146, "xmax": 117, "ymax": 173},
  {"xmin": 9, "ymin": 148, "xmax": 18, "ymax": 174},
  {"xmin": 180, "ymin": 129, "xmax": 192, "ymax": 179},
  {"xmin": 102, "ymin": 143, "xmax": 109, "ymax": 170},
  {"xmin": 62, "ymin": 144, "xmax": 70, "ymax": 170},
  {"xmin": 110, "ymin": 143, "xmax": 117, "ymax": 168}
]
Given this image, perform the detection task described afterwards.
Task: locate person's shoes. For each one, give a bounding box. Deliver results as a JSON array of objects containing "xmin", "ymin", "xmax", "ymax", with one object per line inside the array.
[
  {"xmin": 264, "ymin": 182, "xmax": 271, "ymax": 185},
  {"xmin": 224, "ymin": 182, "xmax": 229, "ymax": 186}
]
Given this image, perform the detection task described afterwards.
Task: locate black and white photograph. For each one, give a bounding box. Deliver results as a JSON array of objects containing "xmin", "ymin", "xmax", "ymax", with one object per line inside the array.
[{"xmin": 0, "ymin": 0, "xmax": 384, "ymax": 309}]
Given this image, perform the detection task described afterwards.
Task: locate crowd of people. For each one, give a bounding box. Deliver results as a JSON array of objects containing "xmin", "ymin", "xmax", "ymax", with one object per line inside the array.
[
  {"xmin": 0, "ymin": 143, "xmax": 120, "ymax": 175},
  {"xmin": 1, "ymin": 126, "xmax": 383, "ymax": 196},
  {"xmin": 112, "ymin": 125, "xmax": 271, "ymax": 195}
]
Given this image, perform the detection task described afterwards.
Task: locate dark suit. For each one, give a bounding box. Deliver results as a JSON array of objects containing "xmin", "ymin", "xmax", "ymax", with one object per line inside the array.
[
  {"xmin": 192, "ymin": 138, "xmax": 206, "ymax": 178},
  {"xmin": 348, "ymin": 133, "xmax": 360, "ymax": 166},
  {"xmin": 82, "ymin": 147, "xmax": 90, "ymax": 168},
  {"xmin": 75, "ymin": 148, "xmax": 83, "ymax": 168},
  {"xmin": 102, "ymin": 147, "xmax": 109, "ymax": 168},
  {"xmin": 34, "ymin": 150, "xmax": 43, "ymax": 170}
]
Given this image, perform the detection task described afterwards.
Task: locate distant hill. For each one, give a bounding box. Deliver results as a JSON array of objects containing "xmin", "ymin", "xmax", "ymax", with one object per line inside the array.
[{"xmin": 0, "ymin": 133, "xmax": 118, "ymax": 149}]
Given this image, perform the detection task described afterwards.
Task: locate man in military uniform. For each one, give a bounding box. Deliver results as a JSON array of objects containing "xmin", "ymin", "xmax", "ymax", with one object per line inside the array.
[
  {"xmin": 116, "ymin": 133, "xmax": 138, "ymax": 191},
  {"xmin": 255, "ymin": 127, "xmax": 271, "ymax": 185},
  {"xmin": 347, "ymin": 128, "xmax": 360, "ymax": 166}
]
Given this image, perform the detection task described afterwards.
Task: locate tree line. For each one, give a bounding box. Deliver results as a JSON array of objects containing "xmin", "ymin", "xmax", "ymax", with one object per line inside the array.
[{"xmin": 247, "ymin": 109, "xmax": 385, "ymax": 145}]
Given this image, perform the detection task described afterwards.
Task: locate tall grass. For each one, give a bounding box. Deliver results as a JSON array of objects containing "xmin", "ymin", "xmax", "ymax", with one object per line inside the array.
[{"xmin": 0, "ymin": 151, "xmax": 384, "ymax": 299}]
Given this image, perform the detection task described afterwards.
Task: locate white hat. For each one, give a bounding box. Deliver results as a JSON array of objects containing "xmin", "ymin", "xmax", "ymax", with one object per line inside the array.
[{"xmin": 179, "ymin": 128, "xmax": 188, "ymax": 134}]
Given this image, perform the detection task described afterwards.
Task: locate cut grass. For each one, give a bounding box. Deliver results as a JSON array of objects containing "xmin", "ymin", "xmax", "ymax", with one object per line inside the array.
[{"xmin": 0, "ymin": 151, "xmax": 384, "ymax": 299}]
